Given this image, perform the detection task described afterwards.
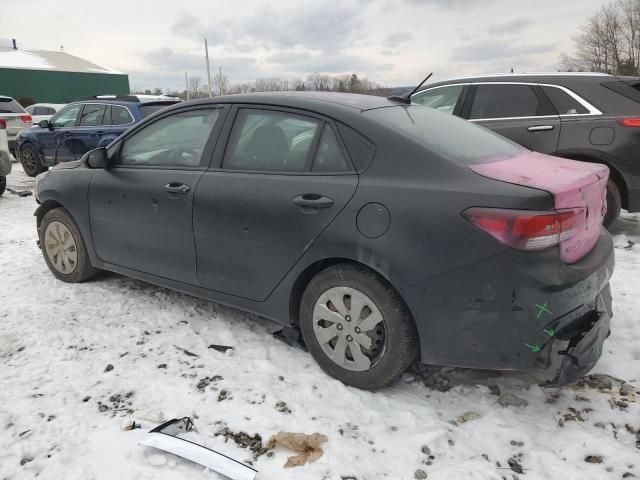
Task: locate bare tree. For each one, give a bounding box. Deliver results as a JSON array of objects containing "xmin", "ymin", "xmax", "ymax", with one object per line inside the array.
[
  {"xmin": 213, "ymin": 69, "xmax": 229, "ymax": 96},
  {"xmin": 188, "ymin": 76, "xmax": 204, "ymax": 98},
  {"xmin": 561, "ymin": 0, "xmax": 640, "ymax": 75}
]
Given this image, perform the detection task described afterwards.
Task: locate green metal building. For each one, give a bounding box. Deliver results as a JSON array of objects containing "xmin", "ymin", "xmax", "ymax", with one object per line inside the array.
[{"xmin": 0, "ymin": 46, "xmax": 129, "ymax": 103}]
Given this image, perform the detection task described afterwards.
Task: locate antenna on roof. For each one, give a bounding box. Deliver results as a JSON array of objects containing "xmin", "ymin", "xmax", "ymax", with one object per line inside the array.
[
  {"xmin": 388, "ymin": 72, "xmax": 433, "ymax": 104},
  {"xmin": 12, "ymin": 39, "xmax": 17, "ymax": 50}
]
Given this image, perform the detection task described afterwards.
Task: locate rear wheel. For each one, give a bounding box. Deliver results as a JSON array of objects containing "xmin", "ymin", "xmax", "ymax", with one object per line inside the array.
[
  {"xmin": 0, "ymin": 176, "xmax": 5, "ymax": 196},
  {"xmin": 603, "ymin": 178, "xmax": 621, "ymax": 229},
  {"xmin": 299, "ymin": 263, "xmax": 418, "ymax": 389},
  {"xmin": 20, "ymin": 144, "xmax": 47, "ymax": 177},
  {"xmin": 39, "ymin": 208, "xmax": 99, "ymax": 282}
]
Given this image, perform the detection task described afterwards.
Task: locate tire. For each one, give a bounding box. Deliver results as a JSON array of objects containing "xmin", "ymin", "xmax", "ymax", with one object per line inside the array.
[
  {"xmin": 39, "ymin": 207, "xmax": 99, "ymax": 283},
  {"xmin": 603, "ymin": 178, "xmax": 621, "ymax": 229},
  {"xmin": 0, "ymin": 176, "xmax": 5, "ymax": 196},
  {"xmin": 20, "ymin": 143, "xmax": 47, "ymax": 177},
  {"xmin": 299, "ymin": 263, "xmax": 418, "ymax": 389}
]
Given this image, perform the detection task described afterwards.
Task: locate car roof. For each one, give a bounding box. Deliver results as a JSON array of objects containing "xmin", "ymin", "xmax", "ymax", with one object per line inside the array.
[
  {"xmin": 181, "ymin": 91, "xmax": 399, "ymax": 115},
  {"xmin": 420, "ymin": 72, "xmax": 618, "ymax": 90},
  {"xmin": 30, "ymin": 103, "xmax": 67, "ymax": 107}
]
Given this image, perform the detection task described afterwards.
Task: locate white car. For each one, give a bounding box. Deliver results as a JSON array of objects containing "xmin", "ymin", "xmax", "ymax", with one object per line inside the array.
[
  {"xmin": 25, "ymin": 103, "xmax": 67, "ymax": 124},
  {"xmin": 0, "ymin": 96, "xmax": 32, "ymax": 151}
]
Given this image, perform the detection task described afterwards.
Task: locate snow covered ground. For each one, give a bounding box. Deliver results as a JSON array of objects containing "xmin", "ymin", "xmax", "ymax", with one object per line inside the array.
[{"xmin": 1, "ymin": 164, "xmax": 639, "ymax": 480}]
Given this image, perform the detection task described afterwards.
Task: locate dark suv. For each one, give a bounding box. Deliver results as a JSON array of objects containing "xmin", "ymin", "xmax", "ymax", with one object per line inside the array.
[
  {"xmin": 411, "ymin": 73, "xmax": 640, "ymax": 227},
  {"xmin": 15, "ymin": 95, "xmax": 181, "ymax": 177}
]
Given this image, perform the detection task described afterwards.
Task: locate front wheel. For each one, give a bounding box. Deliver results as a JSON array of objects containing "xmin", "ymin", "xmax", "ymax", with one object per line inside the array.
[
  {"xmin": 39, "ymin": 208, "xmax": 99, "ymax": 282},
  {"xmin": 603, "ymin": 178, "xmax": 622, "ymax": 229},
  {"xmin": 299, "ymin": 263, "xmax": 418, "ymax": 389},
  {"xmin": 0, "ymin": 176, "xmax": 5, "ymax": 196},
  {"xmin": 20, "ymin": 144, "xmax": 47, "ymax": 177}
]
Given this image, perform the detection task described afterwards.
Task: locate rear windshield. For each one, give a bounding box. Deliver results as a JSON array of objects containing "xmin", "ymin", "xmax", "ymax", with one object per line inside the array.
[
  {"xmin": 139, "ymin": 102, "xmax": 180, "ymax": 118},
  {"xmin": 365, "ymin": 105, "xmax": 523, "ymax": 164},
  {"xmin": 0, "ymin": 98, "xmax": 26, "ymax": 114},
  {"xmin": 601, "ymin": 80, "xmax": 640, "ymax": 103}
]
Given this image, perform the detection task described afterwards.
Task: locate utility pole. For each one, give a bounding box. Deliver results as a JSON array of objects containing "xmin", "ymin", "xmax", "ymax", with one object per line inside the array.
[
  {"xmin": 204, "ymin": 38, "xmax": 213, "ymax": 98},
  {"xmin": 219, "ymin": 66, "xmax": 223, "ymax": 96},
  {"xmin": 185, "ymin": 72, "xmax": 190, "ymax": 101}
]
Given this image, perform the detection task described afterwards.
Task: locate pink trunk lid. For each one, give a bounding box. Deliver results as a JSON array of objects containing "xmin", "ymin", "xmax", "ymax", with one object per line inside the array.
[{"xmin": 470, "ymin": 151, "xmax": 609, "ymax": 263}]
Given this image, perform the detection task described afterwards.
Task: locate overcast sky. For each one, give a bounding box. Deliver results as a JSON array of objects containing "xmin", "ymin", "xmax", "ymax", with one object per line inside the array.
[{"xmin": 2, "ymin": 0, "xmax": 605, "ymax": 91}]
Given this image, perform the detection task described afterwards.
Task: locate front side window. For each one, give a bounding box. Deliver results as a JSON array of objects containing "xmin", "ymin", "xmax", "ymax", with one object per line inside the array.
[
  {"xmin": 470, "ymin": 84, "xmax": 543, "ymax": 119},
  {"xmin": 50, "ymin": 104, "xmax": 82, "ymax": 128},
  {"xmin": 79, "ymin": 104, "xmax": 107, "ymax": 127},
  {"xmin": 223, "ymin": 109, "xmax": 321, "ymax": 172},
  {"xmin": 117, "ymin": 109, "xmax": 219, "ymax": 168},
  {"xmin": 412, "ymin": 85, "xmax": 464, "ymax": 115}
]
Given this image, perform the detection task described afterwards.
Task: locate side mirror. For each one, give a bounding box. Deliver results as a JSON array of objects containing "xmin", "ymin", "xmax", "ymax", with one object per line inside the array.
[
  {"xmin": 38, "ymin": 119, "xmax": 51, "ymax": 129},
  {"xmin": 85, "ymin": 147, "xmax": 109, "ymax": 169}
]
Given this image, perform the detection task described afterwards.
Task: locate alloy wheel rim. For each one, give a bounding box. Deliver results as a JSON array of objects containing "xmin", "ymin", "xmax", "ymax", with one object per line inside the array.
[
  {"xmin": 312, "ymin": 286, "xmax": 386, "ymax": 372},
  {"xmin": 22, "ymin": 149, "xmax": 35, "ymax": 172},
  {"xmin": 44, "ymin": 221, "xmax": 78, "ymax": 275}
]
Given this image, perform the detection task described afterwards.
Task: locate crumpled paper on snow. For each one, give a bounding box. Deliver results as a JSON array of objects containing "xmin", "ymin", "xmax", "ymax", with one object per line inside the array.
[{"xmin": 266, "ymin": 432, "xmax": 328, "ymax": 468}]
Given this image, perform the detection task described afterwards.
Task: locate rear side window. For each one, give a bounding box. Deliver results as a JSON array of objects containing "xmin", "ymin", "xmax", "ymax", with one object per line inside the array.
[
  {"xmin": 412, "ymin": 84, "xmax": 464, "ymax": 115},
  {"xmin": 366, "ymin": 105, "xmax": 523, "ymax": 165},
  {"xmin": 602, "ymin": 80, "xmax": 640, "ymax": 103},
  {"xmin": 541, "ymin": 86, "xmax": 588, "ymax": 115},
  {"xmin": 139, "ymin": 103, "xmax": 178, "ymax": 118},
  {"xmin": 0, "ymin": 98, "xmax": 25, "ymax": 114},
  {"xmin": 223, "ymin": 109, "xmax": 321, "ymax": 172},
  {"xmin": 79, "ymin": 104, "xmax": 107, "ymax": 127},
  {"xmin": 33, "ymin": 106, "xmax": 56, "ymax": 115},
  {"xmin": 470, "ymin": 84, "xmax": 547, "ymax": 119},
  {"xmin": 106, "ymin": 105, "xmax": 134, "ymax": 125}
]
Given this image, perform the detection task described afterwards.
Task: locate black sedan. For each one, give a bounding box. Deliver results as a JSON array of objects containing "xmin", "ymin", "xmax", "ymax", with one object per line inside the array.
[{"xmin": 34, "ymin": 92, "xmax": 614, "ymax": 389}]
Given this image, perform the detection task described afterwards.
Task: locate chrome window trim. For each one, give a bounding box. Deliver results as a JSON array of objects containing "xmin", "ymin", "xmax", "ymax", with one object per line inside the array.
[{"xmin": 415, "ymin": 81, "xmax": 602, "ymax": 121}]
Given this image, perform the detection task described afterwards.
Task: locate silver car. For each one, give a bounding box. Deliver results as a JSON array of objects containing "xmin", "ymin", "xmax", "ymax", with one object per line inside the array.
[{"xmin": 0, "ymin": 95, "xmax": 32, "ymax": 150}]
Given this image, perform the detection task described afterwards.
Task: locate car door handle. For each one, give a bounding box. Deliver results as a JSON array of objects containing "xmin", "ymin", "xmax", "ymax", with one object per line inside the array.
[
  {"xmin": 96, "ymin": 130, "xmax": 105, "ymax": 135},
  {"xmin": 164, "ymin": 183, "xmax": 191, "ymax": 194},
  {"xmin": 293, "ymin": 194, "xmax": 334, "ymax": 209},
  {"xmin": 527, "ymin": 125, "xmax": 554, "ymax": 132}
]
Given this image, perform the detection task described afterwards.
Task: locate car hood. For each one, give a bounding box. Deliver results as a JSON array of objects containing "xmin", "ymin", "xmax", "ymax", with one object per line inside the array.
[{"xmin": 52, "ymin": 160, "xmax": 82, "ymax": 170}]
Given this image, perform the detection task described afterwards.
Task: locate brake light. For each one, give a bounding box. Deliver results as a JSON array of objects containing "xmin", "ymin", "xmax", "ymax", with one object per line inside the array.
[
  {"xmin": 463, "ymin": 208, "xmax": 585, "ymax": 251},
  {"xmin": 0, "ymin": 119, "xmax": 5, "ymax": 129},
  {"xmin": 20, "ymin": 114, "xmax": 32, "ymax": 124},
  {"xmin": 617, "ymin": 118, "xmax": 640, "ymax": 127}
]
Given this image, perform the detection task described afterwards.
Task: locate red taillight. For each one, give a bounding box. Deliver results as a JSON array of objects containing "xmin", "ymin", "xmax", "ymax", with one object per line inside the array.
[
  {"xmin": 20, "ymin": 114, "xmax": 32, "ymax": 124},
  {"xmin": 0, "ymin": 119, "xmax": 6, "ymax": 129},
  {"xmin": 463, "ymin": 208, "xmax": 585, "ymax": 251},
  {"xmin": 617, "ymin": 118, "xmax": 640, "ymax": 127}
]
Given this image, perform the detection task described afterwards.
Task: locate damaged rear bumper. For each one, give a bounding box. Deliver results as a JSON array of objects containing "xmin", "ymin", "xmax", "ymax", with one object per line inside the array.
[{"xmin": 534, "ymin": 284, "xmax": 612, "ymax": 386}]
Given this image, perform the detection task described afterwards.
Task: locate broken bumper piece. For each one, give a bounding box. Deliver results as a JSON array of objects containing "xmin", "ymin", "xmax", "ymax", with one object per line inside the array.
[
  {"xmin": 536, "ymin": 285, "xmax": 613, "ymax": 387},
  {"xmin": 140, "ymin": 417, "xmax": 258, "ymax": 480}
]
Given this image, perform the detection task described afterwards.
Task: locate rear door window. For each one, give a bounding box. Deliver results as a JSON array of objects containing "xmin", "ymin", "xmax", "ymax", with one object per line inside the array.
[
  {"xmin": 312, "ymin": 125, "xmax": 352, "ymax": 173},
  {"xmin": 223, "ymin": 109, "xmax": 321, "ymax": 172},
  {"xmin": 412, "ymin": 85, "xmax": 464, "ymax": 114},
  {"xmin": 107, "ymin": 105, "xmax": 134, "ymax": 125},
  {"xmin": 541, "ymin": 86, "xmax": 588, "ymax": 115},
  {"xmin": 79, "ymin": 104, "xmax": 107, "ymax": 126},
  {"xmin": 469, "ymin": 84, "xmax": 548, "ymax": 119}
]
